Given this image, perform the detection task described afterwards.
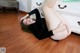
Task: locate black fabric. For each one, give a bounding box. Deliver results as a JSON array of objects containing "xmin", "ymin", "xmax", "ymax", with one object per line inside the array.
[
  {"xmin": 21, "ymin": 8, "xmax": 53, "ymax": 40},
  {"xmin": 29, "ymin": 18, "xmax": 53, "ymax": 40}
]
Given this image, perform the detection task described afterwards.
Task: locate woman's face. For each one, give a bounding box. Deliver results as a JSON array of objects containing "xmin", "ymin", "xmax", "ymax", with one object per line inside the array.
[{"xmin": 23, "ymin": 18, "xmax": 35, "ymax": 25}]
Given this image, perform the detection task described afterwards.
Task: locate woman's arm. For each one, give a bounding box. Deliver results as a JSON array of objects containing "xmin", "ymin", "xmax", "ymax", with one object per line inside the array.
[
  {"xmin": 29, "ymin": 9, "xmax": 40, "ymax": 15},
  {"xmin": 20, "ymin": 8, "xmax": 41, "ymax": 21}
]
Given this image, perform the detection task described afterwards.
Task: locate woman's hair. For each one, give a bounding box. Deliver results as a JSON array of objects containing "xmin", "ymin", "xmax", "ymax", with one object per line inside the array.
[{"xmin": 20, "ymin": 19, "xmax": 31, "ymax": 32}]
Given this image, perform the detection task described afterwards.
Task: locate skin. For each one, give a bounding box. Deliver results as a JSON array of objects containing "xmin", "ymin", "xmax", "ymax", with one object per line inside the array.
[
  {"xmin": 43, "ymin": 0, "xmax": 57, "ymax": 8},
  {"xmin": 20, "ymin": 14, "xmax": 35, "ymax": 25},
  {"xmin": 43, "ymin": 0, "xmax": 71, "ymax": 40},
  {"xmin": 23, "ymin": 17, "xmax": 35, "ymax": 25}
]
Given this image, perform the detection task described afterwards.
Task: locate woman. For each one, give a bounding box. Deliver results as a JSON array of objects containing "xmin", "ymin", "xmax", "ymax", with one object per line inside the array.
[
  {"xmin": 20, "ymin": 0, "xmax": 71, "ymax": 40},
  {"xmin": 20, "ymin": 8, "xmax": 53, "ymax": 40}
]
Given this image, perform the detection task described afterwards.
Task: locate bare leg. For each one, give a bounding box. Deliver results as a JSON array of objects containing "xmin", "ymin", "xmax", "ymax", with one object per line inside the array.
[
  {"xmin": 43, "ymin": 0, "xmax": 61, "ymax": 31},
  {"xmin": 44, "ymin": 0, "xmax": 57, "ymax": 8},
  {"xmin": 43, "ymin": 0, "xmax": 71, "ymax": 40}
]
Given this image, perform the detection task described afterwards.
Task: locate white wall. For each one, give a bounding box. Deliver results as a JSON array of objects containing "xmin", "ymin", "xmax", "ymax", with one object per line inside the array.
[{"xmin": 17, "ymin": 0, "xmax": 31, "ymax": 12}]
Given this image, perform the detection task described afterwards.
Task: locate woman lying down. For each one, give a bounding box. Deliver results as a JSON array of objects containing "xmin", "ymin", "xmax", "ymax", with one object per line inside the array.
[{"xmin": 20, "ymin": 0, "xmax": 71, "ymax": 41}]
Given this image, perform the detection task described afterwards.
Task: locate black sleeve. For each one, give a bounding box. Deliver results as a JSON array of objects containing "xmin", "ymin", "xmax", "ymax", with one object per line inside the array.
[
  {"xmin": 28, "ymin": 9, "xmax": 40, "ymax": 16},
  {"xmin": 29, "ymin": 8, "xmax": 42, "ymax": 21}
]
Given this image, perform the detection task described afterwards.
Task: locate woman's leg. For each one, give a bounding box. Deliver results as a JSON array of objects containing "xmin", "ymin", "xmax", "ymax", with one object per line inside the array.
[
  {"xmin": 43, "ymin": 0, "xmax": 71, "ymax": 40},
  {"xmin": 44, "ymin": 0, "xmax": 57, "ymax": 8}
]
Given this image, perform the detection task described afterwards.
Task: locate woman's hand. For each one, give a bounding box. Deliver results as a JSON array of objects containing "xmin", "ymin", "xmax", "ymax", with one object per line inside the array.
[{"xmin": 20, "ymin": 14, "xmax": 29, "ymax": 21}]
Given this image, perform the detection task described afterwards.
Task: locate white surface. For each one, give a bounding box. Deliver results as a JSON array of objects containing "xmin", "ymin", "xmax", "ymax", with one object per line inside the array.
[
  {"xmin": 60, "ymin": 13, "xmax": 80, "ymax": 34},
  {"xmin": 17, "ymin": 0, "xmax": 44, "ymax": 12},
  {"xmin": 0, "ymin": 47, "xmax": 6, "ymax": 53},
  {"xmin": 54, "ymin": 1, "xmax": 80, "ymax": 15},
  {"xmin": 54, "ymin": 0, "xmax": 80, "ymax": 34},
  {"xmin": 31, "ymin": 0, "xmax": 45, "ymax": 10},
  {"xmin": 31, "ymin": 0, "xmax": 45, "ymax": 18},
  {"xmin": 17, "ymin": 0, "xmax": 31, "ymax": 12}
]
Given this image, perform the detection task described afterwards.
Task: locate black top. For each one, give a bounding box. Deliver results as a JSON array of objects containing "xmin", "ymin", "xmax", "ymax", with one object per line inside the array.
[{"xmin": 21, "ymin": 8, "xmax": 53, "ymax": 40}]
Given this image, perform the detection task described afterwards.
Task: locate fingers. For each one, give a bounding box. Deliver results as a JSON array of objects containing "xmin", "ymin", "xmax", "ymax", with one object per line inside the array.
[{"xmin": 20, "ymin": 14, "xmax": 29, "ymax": 21}]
